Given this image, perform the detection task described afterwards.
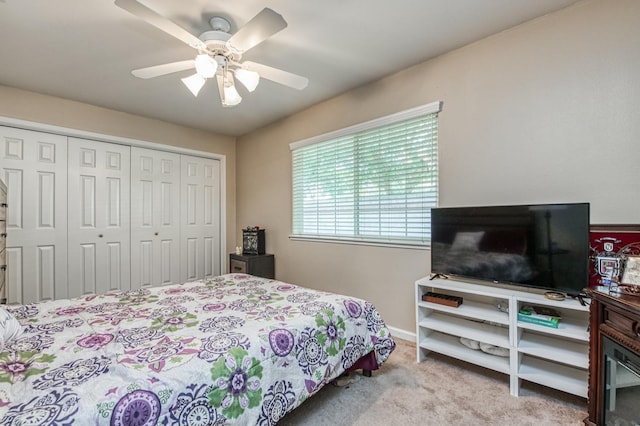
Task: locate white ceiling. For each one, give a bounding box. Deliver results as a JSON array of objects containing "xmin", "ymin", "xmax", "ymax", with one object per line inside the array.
[{"xmin": 0, "ymin": 0, "xmax": 581, "ymax": 137}]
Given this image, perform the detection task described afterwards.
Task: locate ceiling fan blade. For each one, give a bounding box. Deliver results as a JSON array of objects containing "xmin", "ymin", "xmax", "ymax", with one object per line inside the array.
[
  {"xmin": 115, "ymin": 0, "xmax": 207, "ymax": 50},
  {"xmin": 131, "ymin": 60, "xmax": 195, "ymax": 79},
  {"xmin": 243, "ymin": 61, "xmax": 308, "ymax": 90},
  {"xmin": 228, "ymin": 8, "xmax": 287, "ymax": 53}
]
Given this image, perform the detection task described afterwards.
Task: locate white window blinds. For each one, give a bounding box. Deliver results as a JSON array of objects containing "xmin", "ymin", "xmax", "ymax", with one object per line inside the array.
[{"xmin": 290, "ymin": 101, "xmax": 441, "ymax": 247}]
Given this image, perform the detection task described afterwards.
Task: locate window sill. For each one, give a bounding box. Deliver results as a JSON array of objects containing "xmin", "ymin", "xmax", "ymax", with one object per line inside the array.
[{"xmin": 288, "ymin": 235, "xmax": 429, "ymax": 250}]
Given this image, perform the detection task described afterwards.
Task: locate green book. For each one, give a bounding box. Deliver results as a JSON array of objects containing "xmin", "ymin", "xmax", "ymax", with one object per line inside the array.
[{"xmin": 517, "ymin": 312, "xmax": 560, "ymax": 328}]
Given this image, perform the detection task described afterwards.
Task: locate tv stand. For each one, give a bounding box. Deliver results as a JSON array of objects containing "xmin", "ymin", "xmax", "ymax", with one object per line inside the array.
[{"xmin": 415, "ymin": 276, "xmax": 590, "ymax": 397}]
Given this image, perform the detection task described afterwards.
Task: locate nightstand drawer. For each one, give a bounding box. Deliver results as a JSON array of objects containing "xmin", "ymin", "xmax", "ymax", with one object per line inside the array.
[{"xmin": 230, "ymin": 259, "xmax": 247, "ymax": 273}]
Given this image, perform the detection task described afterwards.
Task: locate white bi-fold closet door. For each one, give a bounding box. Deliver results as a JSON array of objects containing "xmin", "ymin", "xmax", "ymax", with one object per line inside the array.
[
  {"xmin": 130, "ymin": 147, "xmax": 181, "ymax": 289},
  {"xmin": 67, "ymin": 137, "xmax": 131, "ymax": 297},
  {"xmin": 130, "ymin": 149, "xmax": 221, "ymax": 288},
  {"xmin": 0, "ymin": 126, "xmax": 222, "ymax": 304},
  {"xmin": 0, "ymin": 128, "xmax": 68, "ymax": 303},
  {"xmin": 180, "ymin": 155, "xmax": 221, "ymax": 281}
]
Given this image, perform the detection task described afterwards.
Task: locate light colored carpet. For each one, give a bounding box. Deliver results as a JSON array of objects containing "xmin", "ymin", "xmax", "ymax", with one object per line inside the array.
[{"xmin": 279, "ymin": 338, "xmax": 587, "ymax": 425}]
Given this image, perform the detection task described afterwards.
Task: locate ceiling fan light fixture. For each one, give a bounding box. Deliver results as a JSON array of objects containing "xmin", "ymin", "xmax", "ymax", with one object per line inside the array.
[
  {"xmin": 181, "ymin": 73, "xmax": 206, "ymax": 96},
  {"xmin": 234, "ymin": 68, "xmax": 260, "ymax": 92},
  {"xmin": 217, "ymin": 73, "xmax": 242, "ymax": 107},
  {"xmin": 223, "ymin": 82, "xmax": 242, "ymax": 107},
  {"xmin": 194, "ymin": 54, "xmax": 218, "ymax": 78}
]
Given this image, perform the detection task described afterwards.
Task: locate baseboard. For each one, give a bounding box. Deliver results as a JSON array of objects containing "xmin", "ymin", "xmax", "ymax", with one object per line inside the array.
[{"xmin": 387, "ymin": 325, "xmax": 415, "ymax": 343}]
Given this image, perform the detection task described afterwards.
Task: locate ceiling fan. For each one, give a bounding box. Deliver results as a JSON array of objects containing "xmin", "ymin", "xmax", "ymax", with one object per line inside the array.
[{"xmin": 114, "ymin": 0, "xmax": 309, "ymax": 107}]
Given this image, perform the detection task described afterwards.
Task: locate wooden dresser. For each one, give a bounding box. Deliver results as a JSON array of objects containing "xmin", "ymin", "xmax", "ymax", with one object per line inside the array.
[{"xmin": 585, "ymin": 287, "xmax": 640, "ymax": 425}]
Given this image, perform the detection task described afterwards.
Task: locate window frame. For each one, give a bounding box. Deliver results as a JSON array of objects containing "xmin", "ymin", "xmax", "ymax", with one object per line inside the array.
[{"xmin": 289, "ymin": 101, "xmax": 442, "ymax": 249}]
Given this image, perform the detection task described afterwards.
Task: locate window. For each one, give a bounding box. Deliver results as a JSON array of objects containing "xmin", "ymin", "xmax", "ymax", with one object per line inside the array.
[{"xmin": 290, "ymin": 101, "xmax": 441, "ymax": 247}]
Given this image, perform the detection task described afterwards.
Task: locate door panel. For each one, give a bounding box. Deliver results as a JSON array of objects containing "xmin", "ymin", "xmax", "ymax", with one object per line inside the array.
[
  {"xmin": 68, "ymin": 137, "xmax": 130, "ymax": 297},
  {"xmin": 0, "ymin": 126, "xmax": 68, "ymax": 303},
  {"xmin": 180, "ymin": 155, "xmax": 221, "ymax": 282},
  {"xmin": 131, "ymin": 147, "xmax": 181, "ymax": 289}
]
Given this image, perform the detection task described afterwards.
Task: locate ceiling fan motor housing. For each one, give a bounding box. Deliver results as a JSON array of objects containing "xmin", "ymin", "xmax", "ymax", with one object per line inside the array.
[
  {"xmin": 209, "ymin": 16, "xmax": 231, "ymax": 33},
  {"xmin": 199, "ymin": 28, "xmax": 240, "ymax": 63}
]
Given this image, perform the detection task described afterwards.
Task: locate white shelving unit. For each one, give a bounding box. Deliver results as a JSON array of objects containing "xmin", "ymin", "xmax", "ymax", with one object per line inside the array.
[{"xmin": 416, "ymin": 276, "xmax": 590, "ymax": 397}]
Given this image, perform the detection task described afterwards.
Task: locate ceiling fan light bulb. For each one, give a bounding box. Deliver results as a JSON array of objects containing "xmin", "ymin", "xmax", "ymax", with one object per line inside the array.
[
  {"xmin": 181, "ymin": 73, "xmax": 206, "ymax": 96},
  {"xmin": 195, "ymin": 54, "xmax": 218, "ymax": 78},
  {"xmin": 235, "ymin": 69, "xmax": 260, "ymax": 92},
  {"xmin": 223, "ymin": 83, "xmax": 242, "ymax": 106}
]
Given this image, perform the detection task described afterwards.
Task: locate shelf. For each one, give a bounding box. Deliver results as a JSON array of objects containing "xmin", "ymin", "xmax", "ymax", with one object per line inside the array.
[
  {"xmin": 607, "ymin": 364, "xmax": 640, "ymax": 389},
  {"xmin": 421, "ymin": 277, "xmax": 514, "ymax": 298},
  {"xmin": 422, "ymin": 277, "xmax": 589, "ymax": 313},
  {"xmin": 419, "ymin": 312, "xmax": 509, "ymax": 348},
  {"xmin": 517, "ymin": 294, "xmax": 589, "ymax": 312},
  {"xmin": 418, "ymin": 298, "xmax": 509, "ymax": 325},
  {"xmin": 516, "ymin": 315, "xmax": 589, "ymax": 342},
  {"xmin": 419, "ymin": 330, "xmax": 511, "ymax": 374},
  {"xmin": 519, "ymin": 355, "xmax": 588, "ymax": 397},
  {"xmin": 517, "ymin": 331, "xmax": 589, "ymax": 369}
]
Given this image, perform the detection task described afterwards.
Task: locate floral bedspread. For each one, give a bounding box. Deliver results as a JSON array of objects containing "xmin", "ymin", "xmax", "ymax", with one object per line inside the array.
[{"xmin": 0, "ymin": 273, "xmax": 395, "ymax": 425}]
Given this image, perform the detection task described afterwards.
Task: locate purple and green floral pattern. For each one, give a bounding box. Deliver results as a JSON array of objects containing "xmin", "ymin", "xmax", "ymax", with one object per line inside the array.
[
  {"xmin": 0, "ymin": 273, "xmax": 395, "ymax": 425},
  {"xmin": 209, "ymin": 347, "xmax": 263, "ymax": 420},
  {"xmin": 0, "ymin": 351, "xmax": 55, "ymax": 384}
]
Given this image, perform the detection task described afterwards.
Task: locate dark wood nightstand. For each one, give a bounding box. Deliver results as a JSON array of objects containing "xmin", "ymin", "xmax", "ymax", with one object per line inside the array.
[{"xmin": 229, "ymin": 253, "xmax": 275, "ymax": 279}]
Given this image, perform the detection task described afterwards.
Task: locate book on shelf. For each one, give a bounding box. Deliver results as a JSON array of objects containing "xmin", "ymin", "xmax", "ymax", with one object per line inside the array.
[
  {"xmin": 517, "ymin": 313, "xmax": 559, "ymax": 328},
  {"xmin": 517, "ymin": 305, "xmax": 561, "ymax": 328}
]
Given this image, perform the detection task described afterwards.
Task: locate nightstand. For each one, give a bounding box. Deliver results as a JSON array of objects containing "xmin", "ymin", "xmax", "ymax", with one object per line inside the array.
[{"xmin": 229, "ymin": 253, "xmax": 275, "ymax": 279}]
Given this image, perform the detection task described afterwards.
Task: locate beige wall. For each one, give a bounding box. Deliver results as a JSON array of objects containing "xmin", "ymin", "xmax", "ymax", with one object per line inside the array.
[
  {"xmin": 0, "ymin": 84, "xmax": 238, "ymax": 255},
  {"xmin": 236, "ymin": 0, "xmax": 640, "ymax": 334}
]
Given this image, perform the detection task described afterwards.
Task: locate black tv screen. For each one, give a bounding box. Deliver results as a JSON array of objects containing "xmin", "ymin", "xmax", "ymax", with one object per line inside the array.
[{"xmin": 430, "ymin": 203, "xmax": 590, "ymax": 295}]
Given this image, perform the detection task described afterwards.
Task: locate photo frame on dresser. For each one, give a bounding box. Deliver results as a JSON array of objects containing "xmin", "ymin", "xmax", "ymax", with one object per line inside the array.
[
  {"xmin": 621, "ymin": 256, "xmax": 640, "ymax": 286},
  {"xmin": 589, "ymin": 225, "xmax": 640, "ymax": 287}
]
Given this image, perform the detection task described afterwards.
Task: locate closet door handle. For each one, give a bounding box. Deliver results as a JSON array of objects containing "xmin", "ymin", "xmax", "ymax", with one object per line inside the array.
[
  {"xmin": 154, "ymin": 232, "xmax": 159, "ymax": 236},
  {"xmin": 98, "ymin": 234, "xmax": 103, "ymax": 238}
]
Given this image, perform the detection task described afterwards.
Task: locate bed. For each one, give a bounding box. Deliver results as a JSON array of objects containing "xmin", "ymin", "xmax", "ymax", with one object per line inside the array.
[{"xmin": 0, "ymin": 273, "xmax": 396, "ymax": 425}]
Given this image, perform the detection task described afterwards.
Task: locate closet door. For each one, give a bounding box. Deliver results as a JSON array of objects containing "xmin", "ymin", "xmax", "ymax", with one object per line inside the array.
[
  {"xmin": 130, "ymin": 147, "xmax": 181, "ymax": 289},
  {"xmin": 180, "ymin": 155, "xmax": 221, "ymax": 281},
  {"xmin": 67, "ymin": 138, "xmax": 130, "ymax": 297},
  {"xmin": 0, "ymin": 127, "xmax": 67, "ymax": 303}
]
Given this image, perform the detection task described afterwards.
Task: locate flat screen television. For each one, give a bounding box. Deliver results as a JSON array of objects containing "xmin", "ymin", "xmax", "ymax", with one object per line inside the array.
[{"xmin": 430, "ymin": 202, "xmax": 590, "ymax": 295}]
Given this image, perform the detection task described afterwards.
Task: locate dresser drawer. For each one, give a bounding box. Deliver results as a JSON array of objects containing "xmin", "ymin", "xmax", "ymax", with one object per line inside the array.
[{"xmin": 604, "ymin": 305, "xmax": 640, "ymax": 341}]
